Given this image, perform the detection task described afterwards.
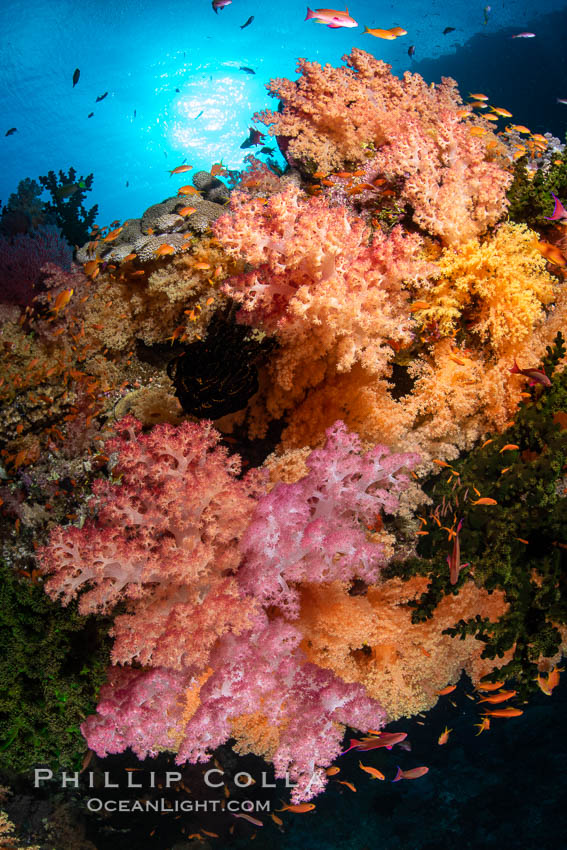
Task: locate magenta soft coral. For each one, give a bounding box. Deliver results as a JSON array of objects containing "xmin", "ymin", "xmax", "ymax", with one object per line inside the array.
[
  {"xmin": 238, "ymin": 421, "xmax": 419, "ymax": 618},
  {"xmin": 81, "ymin": 665, "xmax": 190, "ymax": 759},
  {"xmin": 82, "ymin": 617, "xmax": 385, "ymax": 802},
  {"xmin": 38, "ymin": 416, "xmax": 263, "ymax": 671},
  {"xmin": 179, "ymin": 616, "xmax": 385, "ymax": 802}
]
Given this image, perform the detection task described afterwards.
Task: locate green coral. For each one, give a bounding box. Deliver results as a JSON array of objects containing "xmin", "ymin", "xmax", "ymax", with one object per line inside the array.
[
  {"xmin": 507, "ymin": 140, "xmax": 567, "ymax": 230},
  {"xmin": 388, "ymin": 332, "xmax": 567, "ymax": 696},
  {"xmin": 0, "ymin": 560, "xmax": 111, "ymax": 772}
]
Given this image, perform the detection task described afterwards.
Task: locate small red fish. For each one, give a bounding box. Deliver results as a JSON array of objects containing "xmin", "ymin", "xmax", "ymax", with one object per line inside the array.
[
  {"xmin": 447, "ymin": 518, "xmax": 467, "ymax": 585},
  {"xmin": 437, "ymin": 684, "xmax": 457, "ymax": 696},
  {"xmin": 510, "ymin": 360, "xmax": 551, "ymax": 387},
  {"xmin": 544, "ymin": 193, "xmax": 567, "ymax": 221},
  {"xmin": 232, "ymin": 813, "xmax": 264, "ymax": 827},
  {"xmin": 392, "ymin": 766, "xmax": 429, "ymax": 781},
  {"xmin": 340, "ymin": 731, "xmax": 407, "ymax": 755}
]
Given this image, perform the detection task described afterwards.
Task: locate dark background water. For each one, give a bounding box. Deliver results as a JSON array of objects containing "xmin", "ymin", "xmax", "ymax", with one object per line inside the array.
[{"xmin": 4, "ymin": 674, "xmax": 565, "ymax": 848}]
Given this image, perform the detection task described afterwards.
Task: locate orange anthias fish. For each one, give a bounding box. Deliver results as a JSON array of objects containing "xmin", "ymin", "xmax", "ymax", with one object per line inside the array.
[
  {"xmin": 482, "ymin": 707, "xmax": 523, "ymax": 718},
  {"xmin": 304, "ymin": 6, "xmax": 358, "ymax": 28},
  {"xmin": 474, "ymin": 717, "xmax": 491, "ymax": 735},
  {"xmin": 392, "ymin": 766, "xmax": 429, "ymax": 781},
  {"xmin": 535, "ymin": 240, "xmax": 566, "ymax": 266},
  {"xmin": 277, "ymin": 801, "xmax": 316, "ymax": 813},
  {"xmin": 537, "ymin": 666, "xmax": 563, "ymax": 695},
  {"xmin": 326, "ymin": 766, "xmax": 341, "ymax": 776},
  {"xmin": 155, "ymin": 244, "xmax": 176, "ymax": 256},
  {"xmin": 437, "ymin": 726, "xmax": 452, "ymax": 745},
  {"xmin": 470, "ymin": 497, "xmax": 498, "ymax": 506},
  {"xmin": 178, "ymin": 185, "xmax": 199, "ymax": 196},
  {"xmin": 363, "ymin": 25, "xmax": 404, "ymax": 39},
  {"xmin": 359, "ymin": 761, "xmax": 386, "ymax": 780},
  {"xmin": 470, "ymin": 93, "xmax": 489, "ymax": 100},
  {"xmin": 491, "ymin": 107, "xmax": 513, "ymax": 118},
  {"xmin": 478, "ymin": 690, "xmax": 517, "ymax": 704},
  {"xmin": 168, "ymin": 164, "xmax": 193, "ymax": 176},
  {"xmin": 337, "ymin": 780, "xmax": 357, "ymax": 792},
  {"xmin": 51, "ymin": 288, "xmax": 74, "ymax": 313},
  {"xmin": 437, "ymin": 684, "xmax": 457, "ymax": 696},
  {"xmin": 177, "ymin": 206, "xmax": 197, "ymax": 217},
  {"xmin": 476, "ymin": 679, "xmax": 506, "ymax": 691},
  {"xmin": 499, "ymin": 444, "xmax": 520, "ymax": 452},
  {"xmin": 83, "ymin": 260, "xmax": 100, "ymax": 279},
  {"xmin": 103, "ymin": 226, "xmax": 123, "ymax": 241}
]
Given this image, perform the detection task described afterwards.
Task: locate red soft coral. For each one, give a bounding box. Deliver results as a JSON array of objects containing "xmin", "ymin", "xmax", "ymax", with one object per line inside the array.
[{"xmin": 38, "ymin": 416, "xmax": 263, "ymax": 671}]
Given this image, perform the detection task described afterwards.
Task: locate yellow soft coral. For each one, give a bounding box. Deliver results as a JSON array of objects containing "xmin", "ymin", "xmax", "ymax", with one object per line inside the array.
[{"xmin": 417, "ymin": 223, "xmax": 557, "ymax": 355}]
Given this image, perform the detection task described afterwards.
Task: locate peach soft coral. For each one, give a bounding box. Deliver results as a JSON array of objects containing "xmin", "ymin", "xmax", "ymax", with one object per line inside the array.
[
  {"xmin": 214, "ymin": 185, "xmax": 432, "ymax": 434},
  {"xmin": 256, "ymin": 49, "xmax": 511, "ymax": 246}
]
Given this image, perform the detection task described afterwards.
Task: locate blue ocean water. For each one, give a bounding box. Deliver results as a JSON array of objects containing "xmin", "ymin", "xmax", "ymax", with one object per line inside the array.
[{"xmin": 1, "ymin": 0, "xmax": 566, "ymax": 224}]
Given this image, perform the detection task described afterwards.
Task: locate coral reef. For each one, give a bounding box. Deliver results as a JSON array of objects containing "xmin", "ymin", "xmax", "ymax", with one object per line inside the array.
[{"xmin": 2, "ymin": 48, "xmax": 566, "ymax": 816}]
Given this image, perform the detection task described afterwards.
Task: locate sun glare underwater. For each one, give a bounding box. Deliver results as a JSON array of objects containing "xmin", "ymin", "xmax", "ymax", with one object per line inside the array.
[{"xmin": 1, "ymin": 0, "xmax": 567, "ymax": 847}]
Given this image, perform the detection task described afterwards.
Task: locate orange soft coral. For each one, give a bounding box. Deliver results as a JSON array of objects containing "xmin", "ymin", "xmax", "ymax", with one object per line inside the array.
[
  {"xmin": 297, "ymin": 578, "xmax": 512, "ymax": 720},
  {"xmin": 415, "ymin": 223, "xmax": 557, "ymax": 352}
]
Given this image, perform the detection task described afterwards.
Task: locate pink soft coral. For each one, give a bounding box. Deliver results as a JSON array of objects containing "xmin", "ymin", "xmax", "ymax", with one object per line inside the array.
[
  {"xmin": 82, "ymin": 617, "xmax": 385, "ymax": 802},
  {"xmin": 238, "ymin": 421, "xmax": 419, "ymax": 618},
  {"xmin": 179, "ymin": 616, "xmax": 385, "ymax": 802},
  {"xmin": 81, "ymin": 665, "xmax": 190, "ymax": 759},
  {"xmin": 370, "ymin": 109, "xmax": 512, "ymax": 245},
  {"xmin": 38, "ymin": 416, "xmax": 263, "ymax": 671}
]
